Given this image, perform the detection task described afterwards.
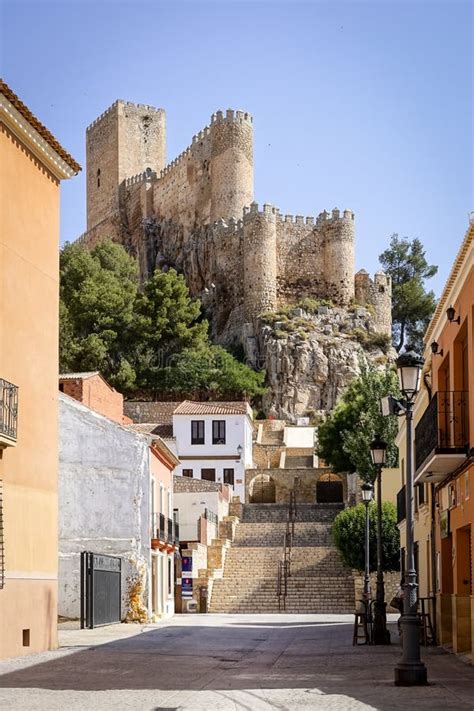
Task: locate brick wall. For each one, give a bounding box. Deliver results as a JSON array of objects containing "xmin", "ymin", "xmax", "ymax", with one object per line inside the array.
[{"xmin": 60, "ymin": 374, "xmax": 125, "ymax": 424}]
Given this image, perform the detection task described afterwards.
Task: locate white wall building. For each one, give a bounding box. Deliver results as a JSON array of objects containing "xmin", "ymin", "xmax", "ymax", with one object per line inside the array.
[
  {"xmin": 172, "ymin": 401, "xmax": 254, "ymax": 501},
  {"xmin": 59, "ymin": 394, "xmax": 178, "ymax": 621}
]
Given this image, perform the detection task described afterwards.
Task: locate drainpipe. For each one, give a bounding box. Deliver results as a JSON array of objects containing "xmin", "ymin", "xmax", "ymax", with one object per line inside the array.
[{"xmin": 430, "ymin": 482, "xmax": 437, "ymax": 644}]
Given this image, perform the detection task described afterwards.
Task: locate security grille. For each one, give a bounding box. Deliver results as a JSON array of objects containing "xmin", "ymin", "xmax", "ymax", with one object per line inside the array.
[{"xmin": 80, "ymin": 551, "xmax": 121, "ymax": 628}]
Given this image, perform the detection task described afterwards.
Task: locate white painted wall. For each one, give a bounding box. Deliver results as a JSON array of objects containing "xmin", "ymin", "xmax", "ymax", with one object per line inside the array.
[
  {"xmin": 283, "ymin": 426, "xmax": 316, "ymax": 448},
  {"xmin": 58, "ymin": 394, "xmax": 151, "ymax": 620},
  {"xmin": 174, "ymin": 490, "xmax": 229, "ymax": 543},
  {"xmin": 172, "ymin": 413, "xmax": 253, "ymax": 500}
]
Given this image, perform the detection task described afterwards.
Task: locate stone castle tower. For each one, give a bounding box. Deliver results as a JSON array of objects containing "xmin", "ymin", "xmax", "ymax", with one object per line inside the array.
[{"xmin": 78, "ymin": 100, "xmax": 391, "ymax": 344}]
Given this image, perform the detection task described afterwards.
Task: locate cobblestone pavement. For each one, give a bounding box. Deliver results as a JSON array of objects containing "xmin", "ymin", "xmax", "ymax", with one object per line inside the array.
[{"xmin": 0, "ymin": 614, "xmax": 473, "ymax": 710}]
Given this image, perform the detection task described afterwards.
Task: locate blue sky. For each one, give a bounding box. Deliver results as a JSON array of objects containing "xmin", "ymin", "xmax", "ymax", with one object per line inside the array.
[{"xmin": 1, "ymin": 0, "xmax": 472, "ymax": 295}]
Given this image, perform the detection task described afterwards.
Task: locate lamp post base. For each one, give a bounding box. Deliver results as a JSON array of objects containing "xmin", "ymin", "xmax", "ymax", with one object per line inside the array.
[{"xmin": 394, "ymin": 662, "xmax": 428, "ymax": 686}]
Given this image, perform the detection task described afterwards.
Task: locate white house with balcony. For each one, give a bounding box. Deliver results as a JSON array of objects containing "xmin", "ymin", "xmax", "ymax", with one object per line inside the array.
[{"xmin": 172, "ymin": 401, "xmax": 254, "ymax": 501}]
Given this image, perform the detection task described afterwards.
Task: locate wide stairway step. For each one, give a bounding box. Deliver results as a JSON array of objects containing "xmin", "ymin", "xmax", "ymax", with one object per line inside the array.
[{"xmin": 209, "ymin": 502, "xmax": 356, "ymax": 614}]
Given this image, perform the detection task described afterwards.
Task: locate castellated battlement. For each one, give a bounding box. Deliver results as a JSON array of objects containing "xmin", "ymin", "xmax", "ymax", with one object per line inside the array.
[
  {"xmin": 86, "ymin": 99, "xmax": 165, "ymax": 132},
  {"xmin": 211, "ymin": 109, "xmax": 253, "ymax": 125},
  {"xmin": 79, "ymin": 98, "xmax": 392, "ymax": 344},
  {"xmin": 124, "ymin": 168, "xmax": 157, "ymax": 187}
]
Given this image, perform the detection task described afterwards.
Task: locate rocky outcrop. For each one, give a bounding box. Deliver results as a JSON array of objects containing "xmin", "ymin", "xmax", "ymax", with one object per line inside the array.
[{"xmin": 245, "ymin": 303, "xmax": 393, "ymax": 422}]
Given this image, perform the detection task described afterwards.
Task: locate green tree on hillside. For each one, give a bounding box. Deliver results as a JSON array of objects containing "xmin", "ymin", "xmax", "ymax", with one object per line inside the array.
[
  {"xmin": 317, "ymin": 364, "xmax": 399, "ymax": 481},
  {"xmin": 379, "ymin": 235, "xmax": 438, "ymax": 353},
  {"xmin": 59, "ymin": 241, "xmax": 266, "ymax": 399},
  {"xmin": 59, "ymin": 241, "xmax": 138, "ymax": 389}
]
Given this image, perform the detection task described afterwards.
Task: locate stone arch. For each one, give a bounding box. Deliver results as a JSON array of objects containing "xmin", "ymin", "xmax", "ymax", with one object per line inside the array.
[
  {"xmin": 249, "ymin": 474, "xmax": 276, "ymax": 504},
  {"xmin": 316, "ymin": 472, "xmax": 344, "ymax": 503}
]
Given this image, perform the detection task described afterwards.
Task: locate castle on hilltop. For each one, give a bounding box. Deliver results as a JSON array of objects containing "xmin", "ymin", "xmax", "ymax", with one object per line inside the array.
[{"xmin": 77, "ymin": 100, "xmax": 391, "ymax": 344}]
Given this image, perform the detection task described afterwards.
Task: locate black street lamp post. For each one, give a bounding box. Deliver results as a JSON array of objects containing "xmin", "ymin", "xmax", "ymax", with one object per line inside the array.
[
  {"xmin": 394, "ymin": 350, "xmax": 428, "ymax": 686},
  {"xmin": 361, "ymin": 482, "xmax": 374, "ymax": 607},
  {"xmin": 370, "ymin": 434, "xmax": 391, "ymax": 645}
]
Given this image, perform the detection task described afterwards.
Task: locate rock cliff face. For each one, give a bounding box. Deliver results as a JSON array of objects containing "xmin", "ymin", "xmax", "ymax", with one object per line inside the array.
[{"xmin": 244, "ymin": 302, "xmax": 393, "ymax": 422}]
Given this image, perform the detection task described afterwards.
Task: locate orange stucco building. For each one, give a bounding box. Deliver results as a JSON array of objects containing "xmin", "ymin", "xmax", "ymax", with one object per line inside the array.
[
  {"xmin": 0, "ymin": 80, "xmax": 80, "ymax": 659},
  {"xmin": 414, "ymin": 219, "xmax": 474, "ymax": 658}
]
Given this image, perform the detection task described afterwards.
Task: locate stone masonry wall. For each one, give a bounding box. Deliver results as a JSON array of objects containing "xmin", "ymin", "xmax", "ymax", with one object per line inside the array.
[
  {"xmin": 86, "ymin": 100, "xmax": 165, "ymax": 231},
  {"xmin": 245, "ymin": 467, "xmax": 347, "ymax": 504},
  {"xmin": 78, "ymin": 100, "xmax": 390, "ymax": 345}
]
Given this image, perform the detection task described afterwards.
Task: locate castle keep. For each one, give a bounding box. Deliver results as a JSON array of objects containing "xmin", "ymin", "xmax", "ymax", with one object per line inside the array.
[{"xmin": 77, "ymin": 100, "xmax": 391, "ymax": 343}]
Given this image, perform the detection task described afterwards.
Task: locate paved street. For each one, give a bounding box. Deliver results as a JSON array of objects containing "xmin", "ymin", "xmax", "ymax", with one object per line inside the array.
[
  {"xmin": 0, "ymin": 615, "xmax": 474, "ymax": 711},
  {"xmin": 0, "ymin": 614, "xmax": 473, "ymax": 710}
]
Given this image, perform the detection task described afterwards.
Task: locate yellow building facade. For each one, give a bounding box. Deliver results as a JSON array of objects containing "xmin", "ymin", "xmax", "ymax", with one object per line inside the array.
[
  {"xmin": 0, "ymin": 81, "xmax": 79, "ymax": 659},
  {"xmin": 397, "ymin": 219, "xmax": 474, "ymax": 659}
]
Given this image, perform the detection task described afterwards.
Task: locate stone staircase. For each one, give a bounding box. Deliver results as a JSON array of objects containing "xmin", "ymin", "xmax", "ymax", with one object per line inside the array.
[{"xmin": 209, "ymin": 503, "xmax": 356, "ymax": 614}]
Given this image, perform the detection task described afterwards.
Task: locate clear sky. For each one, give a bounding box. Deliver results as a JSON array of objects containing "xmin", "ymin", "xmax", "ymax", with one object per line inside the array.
[{"xmin": 1, "ymin": 0, "xmax": 472, "ymax": 295}]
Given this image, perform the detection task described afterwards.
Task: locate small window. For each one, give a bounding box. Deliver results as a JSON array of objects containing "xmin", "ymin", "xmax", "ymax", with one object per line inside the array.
[
  {"xmin": 22, "ymin": 629, "xmax": 30, "ymax": 647},
  {"xmin": 183, "ymin": 469, "xmax": 193, "ymax": 478},
  {"xmin": 191, "ymin": 420, "xmax": 205, "ymax": 445},
  {"xmin": 97, "ymin": 168, "xmax": 101, "ymax": 187},
  {"xmin": 212, "ymin": 420, "xmax": 226, "ymax": 445},
  {"xmin": 223, "ymin": 468, "xmax": 234, "ymax": 485},
  {"xmin": 59, "ymin": 383, "xmax": 64, "ymax": 392},
  {"xmin": 201, "ymin": 468, "xmax": 216, "ymax": 481}
]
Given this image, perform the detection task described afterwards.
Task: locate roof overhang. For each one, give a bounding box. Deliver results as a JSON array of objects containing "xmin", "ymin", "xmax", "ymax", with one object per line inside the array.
[{"xmin": 0, "ymin": 91, "xmax": 79, "ymax": 180}]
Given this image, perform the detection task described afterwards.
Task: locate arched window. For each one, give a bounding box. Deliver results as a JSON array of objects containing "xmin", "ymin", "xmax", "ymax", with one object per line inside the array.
[{"xmin": 97, "ymin": 168, "xmax": 101, "ymax": 188}]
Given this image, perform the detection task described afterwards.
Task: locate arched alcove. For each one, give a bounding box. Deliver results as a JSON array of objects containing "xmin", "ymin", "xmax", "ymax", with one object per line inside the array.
[
  {"xmin": 249, "ymin": 474, "xmax": 276, "ymax": 504},
  {"xmin": 316, "ymin": 472, "xmax": 344, "ymax": 503}
]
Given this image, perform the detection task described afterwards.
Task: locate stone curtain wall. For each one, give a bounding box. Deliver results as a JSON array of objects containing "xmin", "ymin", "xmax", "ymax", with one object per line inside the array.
[
  {"xmin": 354, "ymin": 269, "xmax": 392, "ymax": 336},
  {"xmin": 78, "ymin": 99, "xmax": 391, "ymax": 343}
]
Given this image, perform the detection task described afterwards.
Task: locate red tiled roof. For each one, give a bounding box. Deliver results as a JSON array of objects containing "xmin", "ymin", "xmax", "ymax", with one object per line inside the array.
[
  {"xmin": 173, "ymin": 400, "xmax": 251, "ymax": 416},
  {"xmin": 126, "ymin": 423, "xmax": 174, "ymax": 439},
  {"xmin": 59, "ymin": 371, "xmax": 99, "ymax": 380},
  {"xmin": 0, "ymin": 79, "xmax": 81, "ymax": 173}
]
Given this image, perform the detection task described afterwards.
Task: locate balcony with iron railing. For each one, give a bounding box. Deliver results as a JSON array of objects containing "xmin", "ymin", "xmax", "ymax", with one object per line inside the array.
[
  {"xmin": 415, "ymin": 390, "xmax": 470, "ymax": 483},
  {"xmin": 0, "ymin": 379, "xmax": 18, "ymax": 448},
  {"xmin": 151, "ymin": 513, "xmax": 179, "ymax": 548}
]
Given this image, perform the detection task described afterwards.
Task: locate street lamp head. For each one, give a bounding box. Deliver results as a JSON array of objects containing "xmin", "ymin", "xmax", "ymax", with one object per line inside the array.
[
  {"xmin": 370, "ymin": 433, "xmax": 388, "ymax": 466},
  {"xmin": 430, "ymin": 341, "xmax": 443, "ymax": 357},
  {"xmin": 237, "ymin": 444, "xmax": 243, "ymax": 459},
  {"xmin": 361, "ymin": 481, "xmax": 374, "ymax": 502},
  {"xmin": 395, "ymin": 350, "xmax": 424, "ymax": 401}
]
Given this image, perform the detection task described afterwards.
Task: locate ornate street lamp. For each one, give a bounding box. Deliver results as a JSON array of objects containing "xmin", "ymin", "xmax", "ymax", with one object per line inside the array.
[
  {"xmin": 369, "ymin": 434, "xmax": 390, "ymax": 645},
  {"xmin": 361, "ymin": 482, "xmax": 374, "ymax": 607},
  {"xmin": 393, "ymin": 350, "xmax": 427, "ymax": 685}
]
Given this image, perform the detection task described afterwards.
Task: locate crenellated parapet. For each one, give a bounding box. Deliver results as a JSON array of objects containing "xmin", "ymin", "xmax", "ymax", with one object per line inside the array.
[{"xmin": 79, "ymin": 98, "xmax": 391, "ymax": 344}]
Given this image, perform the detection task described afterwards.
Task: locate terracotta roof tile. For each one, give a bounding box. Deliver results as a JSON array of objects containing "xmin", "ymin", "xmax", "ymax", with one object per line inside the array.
[
  {"xmin": 1, "ymin": 79, "xmax": 81, "ymax": 173},
  {"xmin": 126, "ymin": 423, "xmax": 174, "ymax": 439},
  {"xmin": 59, "ymin": 371, "xmax": 99, "ymax": 380},
  {"xmin": 173, "ymin": 400, "xmax": 252, "ymax": 417}
]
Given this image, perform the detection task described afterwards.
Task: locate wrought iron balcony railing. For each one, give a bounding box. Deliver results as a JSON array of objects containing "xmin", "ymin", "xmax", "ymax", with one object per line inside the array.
[
  {"xmin": 151, "ymin": 513, "xmax": 179, "ymax": 545},
  {"xmin": 397, "ymin": 486, "xmax": 406, "ymax": 524},
  {"xmin": 0, "ymin": 379, "xmax": 18, "ymax": 445},
  {"xmin": 415, "ymin": 391, "xmax": 469, "ymax": 472}
]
